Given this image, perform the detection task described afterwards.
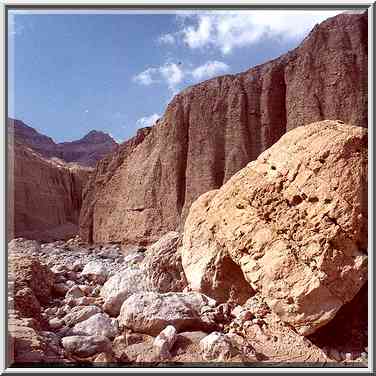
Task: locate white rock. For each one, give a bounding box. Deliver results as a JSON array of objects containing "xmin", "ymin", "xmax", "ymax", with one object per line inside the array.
[
  {"xmin": 65, "ymin": 285, "xmax": 85, "ymax": 299},
  {"xmin": 100, "ymin": 266, "xmax": 147, "ymax": 316},
  {"xmin": 118, "ymin": 291, "xmax": 217, "ymax": 336},
  {"xmin": 62, "ymin": 335, "xmax": 111, "ymax": 358},
  {"xmin": 200, "ymin": 332, "xmax": 232, "ymax": 361},
  {"xmin": 153, "ymin": 325, "xmax": 177, "ymax": 360},
  {"xmin": 123, "ymin": 253, "xmax": 145, "ymax": 263},
  {"xmin": 63, "ymin": 305, "xmax": 102, "ymax": 327},
  {"xmin": 81, "ymin": 261, "xmax": 108, "ymax": 284},
  {"xmin": 49, "ymin": 317, "xmax": 64, "ymax": 330},
  {"xmin": 72, "ymin": 313, "xmax": 118, "ymax": 339},
  {"xmin": 231, "ymin": 305, "xmax": 243, "ymax": 317}
]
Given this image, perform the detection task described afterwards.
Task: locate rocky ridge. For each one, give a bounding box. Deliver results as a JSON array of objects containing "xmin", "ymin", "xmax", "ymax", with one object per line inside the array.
[
  {"xmin": 8, "ymin": 118, "xmax": 118, "ymax": 168},
  {"xmin": 79, "ymin": 12, "xmax": 368, "ymax": 245}
]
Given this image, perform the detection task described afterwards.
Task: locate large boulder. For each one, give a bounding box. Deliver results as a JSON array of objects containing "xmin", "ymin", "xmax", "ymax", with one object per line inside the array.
[
  {"xmin": 9, "ymin": 254, "xmax": 55, "ymax": 320},
  {"xmin": 62, "ymin": 335, "xmax": 111, "ymax": 358},
  {"xmin": 182, "ymin": 190, "xmax": 255, "ymax": 304},
  {"xmin": 81, "ymin": 261, "xmax": 108, "ymax": 284},
  {"xmin": 8, "ymin": 238, "xmax": 41, "ymax": 254},
  {"xmin": 72, "ymin": 313, "xmax": 119, "ymax": 339},
  {"xmin": 8, "ymin": 313, "xmax": 66, "ymax": 364},
  {"xmin": 100, "ymin": 265, "xmax": 147, "ymax": 317},
  {"xmin": 141, "ymin": 231, "xmax": 187, "ymax": 293},
  {"xmin": 100, "ymin": 232, "xmax": 187, "ymax": 317},
  {"xmin": 63, "ymin": 305, "xmax": 102, "ymax": 327},
  {"xmin": 182, "ymin": 120, "xmax": 368, "ymax": 336},
  {"xmin": 118, "ymin": 291, "xmax": 217, "ymax": 336}
]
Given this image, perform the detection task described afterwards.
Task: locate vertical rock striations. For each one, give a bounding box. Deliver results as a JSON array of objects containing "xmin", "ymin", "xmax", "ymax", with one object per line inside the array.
[
  {"xmin": 79, "ymin": 12, "xmax": 367, "ymax": 245},
  {"xmin": 8, "ymin": 141, "xmax": 92, "ymax": 242}
]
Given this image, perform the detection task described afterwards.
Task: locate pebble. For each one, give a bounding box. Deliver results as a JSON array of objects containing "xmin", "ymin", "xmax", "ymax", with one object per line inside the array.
[{"xmin": 49, "ymin": 318, "xmax": 64, "ymax": 330}]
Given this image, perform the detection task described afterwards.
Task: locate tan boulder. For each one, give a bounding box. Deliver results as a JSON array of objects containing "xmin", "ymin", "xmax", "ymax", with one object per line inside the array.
[
  {"xmin": 118, "ymin": 291, "xmax": 217, "ymax": 336},
  {"xmin": 141, "ymin": 231, "xmax": 187, "ymax": 293},
  {"xmin": 182, "ymin": 190, "xmax": 255, "ymax": 304},
  {"xmin": 9, "ymin": 253, "xmax": 55, "ymax": 321},
  {"xmin": 182, "ymin": 120, "xmax": 368, "ymax": 335}
]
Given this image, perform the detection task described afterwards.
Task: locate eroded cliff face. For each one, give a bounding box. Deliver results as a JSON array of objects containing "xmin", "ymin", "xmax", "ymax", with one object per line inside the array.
[
  {"xmin": 79, "ymin": 13, "xmax": 368, "ymax": 245},
  {"xmin": 8, "ymin": 141, "xmax": 92, "ymax": 242}
]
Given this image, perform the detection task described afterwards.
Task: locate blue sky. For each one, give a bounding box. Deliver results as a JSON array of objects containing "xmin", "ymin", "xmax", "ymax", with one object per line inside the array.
[{"xmin": 8, "ymin": 9, "xmax": 340, "ymax": 143}]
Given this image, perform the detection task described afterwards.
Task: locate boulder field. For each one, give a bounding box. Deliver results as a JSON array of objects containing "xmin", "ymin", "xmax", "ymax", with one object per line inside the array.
[{"xmin": 7, "ymin": 121, "xmax": 368, "ymax": 367}]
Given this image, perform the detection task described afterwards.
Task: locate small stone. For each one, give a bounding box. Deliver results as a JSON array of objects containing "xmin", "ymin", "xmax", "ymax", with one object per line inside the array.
[
  {"xmin": 71, "ymin": 261, "xmax": 83, "ymax": 272},
  {"xmin": 44, "ymin": 307, "xmax": 58, "ymax": 316},
  {"xmin": 344, "ymin": 352, "xmax": 354, "ymax": 361},
  {"xmin": 93, "ymin": 352, "xmax": 114, "ymax": 363},
  {"xmin": 53, "ymin": 283, "xmax": 70, "ymax": 296},
  {"xmin": 49, "ymin": 318, "xmax": 63, "ymax": 330},
  {"xmin": 231, "ymin": 305, "xmax": 243, "ymax": 317},
  {"xmin": 63, "ymin": 305, "xmax": 102, "ymax": 327},
  {"xmin": 153, "ymin": 325, "xmax": 177, "ymax": 360},
  {"xmin": 65, "ymin": 285, "xmax": 85, "ymax": 299},
  {"xmin": 200, "ymin": 332, "xmax": 233, "ymax": 361}
]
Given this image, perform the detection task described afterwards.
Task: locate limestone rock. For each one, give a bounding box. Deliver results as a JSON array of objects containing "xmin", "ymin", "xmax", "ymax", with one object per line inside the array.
[
  {"xmin": 8, "ymin": 238, "xmax": 41, "ymax": 254},
  {"xmin": 63, "ymin": 305, "xmax": 102, "ymax": 327},
  {"xmin": 153, "ymin": 325, "xmax": 177, "ymax": 360},
  {"xmin": 100, "ymin": 266, "xmax": 147, "ymax": 317},
  {"xmin": 62, "ymin": 335, "xmax": 111, "ymax": 358},
  {"xmin": 182, "ymin": 120, "xmax": 368, "ymax": 335},
  {"xmin": 141, "ymin": 231, "xmax": 187, "ymax": 293},
  {"xmin": 200, "ymin": 332, "xmax": 233, "ymax": 361},
  {"xmin": 65, "ymin": 285, "xmax": 85, "ymax": 299},
  {"xmin": 72, "ymin": 313, "xmax": 118, "ymax": 339},
  {"xmin": 9, "ymin": 254, "xmax": 54, "ymax": 320},
  {"xmin": 181, "ymin": 190, "xmax": 255, "ymax": 304},
  {"xmin": 118, "ymin": 291, "xmax": 217, "ymax": 336},
  {"xmin": 79, "ymin": 13, "xmax": 368, "ymax": 246},
  {"xmin": 81, "ymin": 261, "xmax": 108, "ymax": 284},
  {"xmin": 9, "ymin": 313, "xmax": 65, "ymax": 364},
  {"xmin": 112, "ymin": 335, "xmax": 155, "ymax": 363}
]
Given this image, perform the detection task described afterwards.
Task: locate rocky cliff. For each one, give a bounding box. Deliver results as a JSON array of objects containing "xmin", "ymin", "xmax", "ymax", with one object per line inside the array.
[
  {"xmin": 8, "ymin": 119, "xmax": 118, "ymax": 168},
  {"xmin": 8, "ymin": 140, "xmax": 92, "ymax": 242},
  {"xmin": 79, "ymin": 12, "xmax": 367, "ymax": 245}
]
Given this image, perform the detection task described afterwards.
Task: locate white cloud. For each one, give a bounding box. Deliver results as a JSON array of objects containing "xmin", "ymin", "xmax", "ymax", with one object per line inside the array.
[
  {"xmin": 183, "ymin": 15, "xmax": 212, "ymax": 49},
  {"xmin": 134, "ymin": 60, "xmax": 231, "ymax": 91},
  {"xmin": 133, "ymin": 63, "xmax": 184, "ymax": 92},
  {"xmin": 133, "ymin": 67, "xmax": 158, "ymax": 85},
  {"xmin": 172, "ymin": 10, "xmax": 340, "ymax": 55},
  {"xmin": 136, "ymin": 113, "xmax": 161, "ymax": 128},
  {"xmin": 191, "ymin": 60, "xmax": 230, "ymax": 81},
  {"xmin": 158, "ymin": 33, "xmax": 176, "ymax": 44},
  {"xmin": 159, "ymin": 63, "xmax": 184, "ymax": 91}
]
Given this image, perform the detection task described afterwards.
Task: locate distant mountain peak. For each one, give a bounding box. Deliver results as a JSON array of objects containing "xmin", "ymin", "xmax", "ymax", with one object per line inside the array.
[
  {"xmin": 9, "ymin": 118, "xmax": 118, "ymax": 167},
  {"xmin": 81, "ymin": 130, "xmax": 117, "ymax": 144}
]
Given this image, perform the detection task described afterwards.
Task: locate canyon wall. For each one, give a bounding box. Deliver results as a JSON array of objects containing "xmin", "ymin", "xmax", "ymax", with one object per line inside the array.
[
  {"xmin": 79, "ymin": 12, "xmax": 368, "ymax": 245},
  {"xmin": 8, "ymin": 141, "xmax": 92, "ymax": 242}
]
